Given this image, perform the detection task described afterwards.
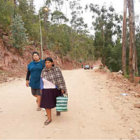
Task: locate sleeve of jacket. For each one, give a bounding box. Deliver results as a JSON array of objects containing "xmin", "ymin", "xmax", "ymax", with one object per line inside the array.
[
  {"xmin": 26, "ymin": 64, "xmax": 30, "ymax": 80},
  {"xmin": 26, "ymin": 70, "xmax": 30, "ymax": 80},
  {"xmin": 41, "ymin": 59, "xmax": 45, "ymax": 68},
  {"xmin": 40, "ymin": 78, "xmax": 44, "ymax": 90},
  {"xmin": 55, "ymin": 67, "xmax": 67, "ymax": 94},
  {"xmin": 41, "ymin": 68, "xmax": 45, "ymax": 78}
]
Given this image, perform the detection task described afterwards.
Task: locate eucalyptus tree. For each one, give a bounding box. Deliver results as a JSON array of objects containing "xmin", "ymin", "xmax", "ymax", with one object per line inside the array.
[
  {"xmin": 127, "ymin": 0, "xmax": 138, "ymax": 82},
  {"xmin": 49, "ymin": 0, "xmax": 68, "ymax": 24},
  {"xmin": 42, "ymin": 0, "xmax": 69, "ymax": 52},
  {"xmin": 122, "ymin": 0, "xmax": 127, "ymax": 75},
  {"xmin": 51, "ymin": 10, "xmax": 68, "ymax": 24},
  {"xmin": 89, "ymin": 4, "xmax": 123, "ymax": 71},
  {"xmin": 69, "ymin": 0, "xmax": 88, "ymax": 61},
  {"xmin": 135, "ymin": 25, "xmax": 140, "ymax": 74},
  {"xmin": 70, "ymin": 0, "xmax": 87, "ymax": 33}
]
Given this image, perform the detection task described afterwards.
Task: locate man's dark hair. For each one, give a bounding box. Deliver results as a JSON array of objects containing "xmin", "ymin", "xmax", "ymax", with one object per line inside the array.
[{"xmin": 32, "ymin": 51, "xmax": 39, "ymax": 56}]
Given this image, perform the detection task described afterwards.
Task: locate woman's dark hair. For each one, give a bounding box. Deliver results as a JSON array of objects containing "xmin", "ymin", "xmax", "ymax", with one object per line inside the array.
[
  {"xmin": 45, "ymin": 57, "xmax": 53, "ymax": 62},
  {"xmin": 45, "ymin": 57, "xmax": 54, "ymax": 66},
  {"xmin": 32, "ymin": 51, "xmax": 39, "ymax": 56}
]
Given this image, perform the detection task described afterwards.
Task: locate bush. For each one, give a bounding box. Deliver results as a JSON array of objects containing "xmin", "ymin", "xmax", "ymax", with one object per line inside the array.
[{"xmin": 11, "ymin": 14, "xmax": 28, "ymax": 53}]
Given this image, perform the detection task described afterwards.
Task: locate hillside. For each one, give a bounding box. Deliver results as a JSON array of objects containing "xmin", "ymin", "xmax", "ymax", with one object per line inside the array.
[{"xmin": 0, "ymin": 37, "xmax": 80, "ymax": 83}]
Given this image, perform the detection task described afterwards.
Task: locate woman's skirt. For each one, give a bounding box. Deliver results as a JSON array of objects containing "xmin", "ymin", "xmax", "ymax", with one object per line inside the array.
[{"xmin": 40, "ymin": 88, "xmax": 62, "ymax": 109}]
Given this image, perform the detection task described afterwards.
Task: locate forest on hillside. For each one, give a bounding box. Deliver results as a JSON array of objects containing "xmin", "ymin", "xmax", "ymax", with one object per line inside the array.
[{"xmin": 0, "ymin": 0, "xmax": 140, "ymax": 79}]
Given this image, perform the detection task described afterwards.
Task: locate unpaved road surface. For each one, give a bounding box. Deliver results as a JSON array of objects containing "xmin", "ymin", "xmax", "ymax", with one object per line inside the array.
[{"xmin": 0, "ymin": 69, "xmax": 140, "ymax": 139}]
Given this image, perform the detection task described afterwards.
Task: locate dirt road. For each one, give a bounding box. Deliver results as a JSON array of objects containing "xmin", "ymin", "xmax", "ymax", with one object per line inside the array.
[{"xmin": 0, "ymin": 69, "xmax": 140, "ymax": 139}]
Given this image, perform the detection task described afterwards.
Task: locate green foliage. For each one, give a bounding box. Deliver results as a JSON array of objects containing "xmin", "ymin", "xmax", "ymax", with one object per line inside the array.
[
  {"xmin": 11, "ymin": 14, "xmax": 28, "ymax": 52},
  {"xmin": 17, "ymin": 0, "xmax": 40, "ymax": 41},
  {"xmin": 51, "ymin": 10, "xmax": 69, "ymax": 23},
  {"xmin": 45, "ymin": 23, "xmax": 94, "ymax": 61},
  {"xmin": 124, "ymin": 73, "xmax": 129, "ymax": 79},
  {"xmin": 0, "ymin": 0, "xmax": 14, "ymax": 30},
  {"xmin": 90, "ymin": 4, "xmax": 123, "ymax": 71},
  {"xmin": 105, "ymin": 39, "xmax": 122, "ymax": 71},
  {"xmin": 70, "ymin": 1, "xmax": 88, "ymax": 33}
]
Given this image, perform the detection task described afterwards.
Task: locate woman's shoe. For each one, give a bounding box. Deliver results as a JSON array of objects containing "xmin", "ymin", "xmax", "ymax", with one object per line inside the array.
[
  {"xmin": 56, "ymin": 111, "xmax": 61, "ymax": 116},
  {"xmin": 44, "ymin": 119, "xmax": 52, "ymax": 125}
]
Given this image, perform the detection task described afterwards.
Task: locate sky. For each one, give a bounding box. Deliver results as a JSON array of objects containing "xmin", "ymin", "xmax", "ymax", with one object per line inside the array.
[
  {"xmin": 34, "ymin": 0, "xmax": 140, "ymax": 16},
  {"xmin": 34, "ymin": 0, "xmax": 140, "ymax": 14},
  {"xmin": 34, "ymin": 0, "xmax": 123, "ymax": 13},
  {"xmin": 34, "ymin": 0, "xmax": 140, "ymax": 34}
]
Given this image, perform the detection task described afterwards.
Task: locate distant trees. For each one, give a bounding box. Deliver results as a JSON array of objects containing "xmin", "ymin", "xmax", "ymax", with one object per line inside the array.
[{"xmin": 89, "ymin": 4, "xmax": 122, "ymax": 71}]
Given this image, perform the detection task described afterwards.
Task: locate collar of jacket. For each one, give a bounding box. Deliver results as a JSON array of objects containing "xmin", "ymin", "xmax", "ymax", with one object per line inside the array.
[{"xmin": 44, "ymin": 66, "xmax": 55, "ymax": 72}]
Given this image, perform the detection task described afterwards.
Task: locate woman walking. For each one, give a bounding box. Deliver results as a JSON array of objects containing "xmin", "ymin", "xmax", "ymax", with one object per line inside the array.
[
  {"xmin": 26, "ymin": 52, "xmax": 45, "ymax": 111},
  {"xmin": 40, "ymin": 57, "xmax": 67, "ymax": 125}
]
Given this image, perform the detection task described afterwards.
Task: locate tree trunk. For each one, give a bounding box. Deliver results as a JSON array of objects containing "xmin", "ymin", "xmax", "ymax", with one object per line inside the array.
[
  {"xmin": 13, "ymin": 0, "xmax": 17, "ymax": 16},
  {"xmin": 131, "ymin": 0, "xmax": 138, "ymax": 75},
  {"xmin": 122, "ymin": 0, "xmax": 127, "ymax": 75},
  {"xmin": 128, "ymin": 0, "xmax": 136, "ymax": 82},
  {"xmin": 12, "ymin": 0, "xmax": 17, "ymax": 7}
]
